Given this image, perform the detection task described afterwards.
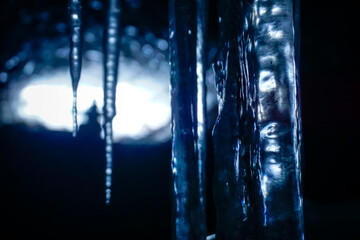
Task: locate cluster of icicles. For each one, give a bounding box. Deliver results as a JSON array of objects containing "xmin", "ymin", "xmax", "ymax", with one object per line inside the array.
[
  {"xmin": 169, "ymin": 0, "xmax": 304, "ymax": 239},
  {"xmin": 69, "ymin": 0, "xmax": 120, "ymax": 205},
  {"xmin": 68, "ymin": 0, "xmax": 304, "ymax": 239}
]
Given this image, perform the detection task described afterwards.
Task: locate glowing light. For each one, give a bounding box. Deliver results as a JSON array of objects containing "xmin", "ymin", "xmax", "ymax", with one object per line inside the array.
[{"xmin": 11, "ymin": 60, "xmax": 170, "ymax": 142}]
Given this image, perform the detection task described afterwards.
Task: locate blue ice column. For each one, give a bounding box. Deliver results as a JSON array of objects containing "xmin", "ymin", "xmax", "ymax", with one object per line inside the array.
[
  {"xmin": 213, "ymin": 0, "xmax": 304, "ymax": 239},
  {"xmin": 212, "ymin": 0, "xmax": 253, "ymax": 238},
  {"xmin": 169, "ymin": 0, "xmax": 207, "ymax": 239},
  {"xmin": 249, "ymin": 0, "xmax": 304, "ymax": 239}
]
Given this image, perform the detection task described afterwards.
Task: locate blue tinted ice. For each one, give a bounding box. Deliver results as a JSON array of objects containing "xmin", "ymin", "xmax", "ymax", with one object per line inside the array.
[
  {"xmin": 169, "ymin": 0, "xmax": 207, "ymax": 239},
  {"xmin": 212, "ymin": 0, "xmax": 304, "ymax": 239},
  {"xmin": 69, "ymin": 0, "xmax": 82, "ymax": 137}
]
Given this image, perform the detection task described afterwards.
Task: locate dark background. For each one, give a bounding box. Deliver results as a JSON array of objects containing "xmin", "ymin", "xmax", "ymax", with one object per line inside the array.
[{"xmin": 0, "ymin": 0, "xmax": 359, "ymax": 239}]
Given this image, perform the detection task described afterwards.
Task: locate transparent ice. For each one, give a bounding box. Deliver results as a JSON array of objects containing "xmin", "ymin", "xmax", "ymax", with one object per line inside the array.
[
  {"xmin": 212, "ymin": 0, "xmax": 303, "ymax": 239},
  {"xmin": 169, "ymin": 0, "xmax": 207, "ymax": 239},
  {"xmin": 69, "ymin": 0, "xmax": 82, "ymax": 137},
  {"xmin": 65, "ymin": 0, "xmax": 304, "ymax": 237},
  {"xmin": 103, "ymin": 0, "xmax": 121, "ymax": 205}
]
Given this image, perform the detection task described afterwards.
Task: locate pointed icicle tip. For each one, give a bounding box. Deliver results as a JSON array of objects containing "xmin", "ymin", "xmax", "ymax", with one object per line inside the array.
[{"xmin": 72, "ymin": 93, "xmax": 78, "ymax": 137}]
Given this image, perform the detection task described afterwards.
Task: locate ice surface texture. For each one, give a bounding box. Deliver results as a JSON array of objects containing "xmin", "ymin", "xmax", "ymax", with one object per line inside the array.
[
  {"xmin": 170, "ymin": 0, "xmax": 303, "ymax": 239},
  {"xmin": 169, "ymin": 0, "xmax": 207, "ymax": 239},
  {"xmin": 212, "ymin": 0, "xmax": 303, "ymax": 239}
]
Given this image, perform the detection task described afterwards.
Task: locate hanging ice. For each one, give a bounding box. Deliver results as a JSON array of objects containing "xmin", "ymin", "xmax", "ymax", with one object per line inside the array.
[
  {"xmin": 196, "ymin": 1, "xmax": 207, "ymax": 238},
  {"xmin": 212, "ymin": 0, "xmax": 252, "ymax": 238},
  {"xmin": 212, "ymin": 0, "xmax": 303, "ymax": 239},
  {"xmin": 103, "ymin": 0, "xmax": 121, "ymax": 205},
  {"xmin": 169, "ymin": 0, "xmax": 207, "ymax": 239},
  {"xmin": 250, "ymin": 1, "xmax": 303, "ymax": 238},
  {"xmin": 69, "ymin": 0, "xmax": 82, "ymax": 137}
]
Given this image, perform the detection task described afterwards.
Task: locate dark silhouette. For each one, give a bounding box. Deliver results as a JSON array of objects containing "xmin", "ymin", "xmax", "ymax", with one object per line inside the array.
[{"xmin": 78, "ymin": 101, "xmax": 102, "ymax": 139}]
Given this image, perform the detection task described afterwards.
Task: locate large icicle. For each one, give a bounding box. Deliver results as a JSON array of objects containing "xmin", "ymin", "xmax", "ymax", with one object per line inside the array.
[
  {"xmin": 212, "ymin": 0, "xmax": 304, "ymax": 239},
  {"xmin": 69, "ymin": 0, "xmax": 82, "ymax": 137},
  {"xmin": 169, "ymin": 0, "xmax": 207, "ymax": 239},
  {"xmin": 249, "ymin": 0, "xmax": 304, "ymax": 238},
  {"xmin": 103, "ymin": 0, "xmax": 121, "ymax": 205}
]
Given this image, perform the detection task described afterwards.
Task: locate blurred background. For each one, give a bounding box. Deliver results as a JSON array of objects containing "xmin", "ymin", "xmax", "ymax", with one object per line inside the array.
[{"xmin": 0, "ymin": 0, "xmax": 359, "ymax": 239}]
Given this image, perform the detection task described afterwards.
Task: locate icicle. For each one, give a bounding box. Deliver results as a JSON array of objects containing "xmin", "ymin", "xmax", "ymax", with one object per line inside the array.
[
  {"xmin": 249, "ymin": 0, "xmax": 304, "ymax": 238},
  {"xmin": 212, "ymin": 0, "xmax": 304, "ymax": 239},
  {"xmin": 169, "ymin": 0, "xmax": 207, "ymax": 239},
  {"xmin": 196, "ymin": 0, "xmax": 207, "ymax": 238},
  {"xmin": 103, "ymin": 0, "xmax": 121, "ymax": 205},
  {"xmin": 69, "ymin": 0, "xmax": 82, "ymax": 137},
  {"xmin": 212, "ymin": 0, "xmax": 252, "ymax": 238}
]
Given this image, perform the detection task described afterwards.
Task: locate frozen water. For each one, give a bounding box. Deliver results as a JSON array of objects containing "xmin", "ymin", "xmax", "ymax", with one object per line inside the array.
[
  {"xmin": 69, "ymin": 0, "xmax": 82, "ymax": 137},
  {"xmin": 212, "ymin": 0, "xmax": 304, "ymax": 239},
  {"xmin": 103, "ymin": 0, "xmax": 121, "ymax": 205},
  {"xmin": 212, "ymin": 1, "xmax": 252, "ymax": 238},
  {"xmin": 196, "ymin": 0, "xmax": 207, "ymax": 238},
  {"xmin": 249, "ymin": 1, "xmax": 304, "ymax": 239},
  {"xmin": 169, "ymin": 0, "xmax": 207, "ymax": 239}
]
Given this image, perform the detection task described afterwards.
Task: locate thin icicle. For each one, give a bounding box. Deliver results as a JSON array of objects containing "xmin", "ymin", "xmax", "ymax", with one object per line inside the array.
[
  {"xmin": 196, "ymin": 0, "xmax": 207, "ymax": 238},
  {"xmin": 69, "ymin": 0, "xmax": 82, "ymax": 137},
  {"xmin": 103, "ymin": 0, "xmax": 121, "ymax": 205},
  {"xmin": 72, "ymin": 94, "xmax": 78, "ymax": 137},
  {"xmin": 170, "ymin": 0, "xmax": 207, "ymax": 239},
  {"xmin": 104, "ymin": 121, "xmax": 114, "ymax": 205}
]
